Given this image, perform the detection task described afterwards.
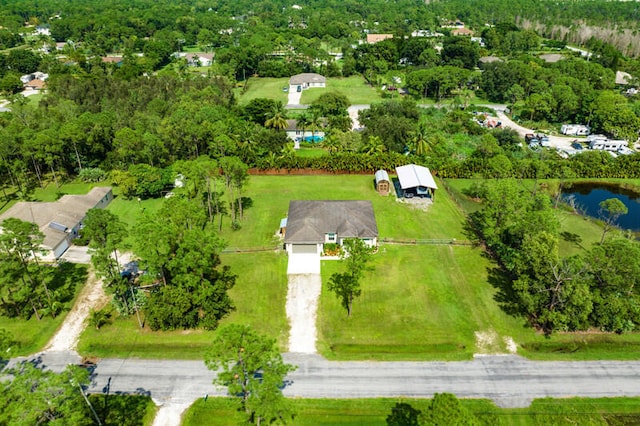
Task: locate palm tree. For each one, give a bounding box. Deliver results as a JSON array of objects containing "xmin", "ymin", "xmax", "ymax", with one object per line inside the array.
[
  {"xmin": 297, "ymin": 113, "xmax": 310, "ymax": 140},
  {"xmin": 362, "ymin": 136, "xmax": 386, "ymax": 155},
  {"xmin": 410, "ymin": 123, "xmax": 430, "ymax": 156},
  {"xmin": 322, "ymin": 135, "xmax": 342, "ymax": 153},
  {"xmin": 265, "ymin": 102, "xmax": 288, "ymax": 130},
  {"xmin": 308, "ymin": 113, "xmax": 323, "ymax": 142}
]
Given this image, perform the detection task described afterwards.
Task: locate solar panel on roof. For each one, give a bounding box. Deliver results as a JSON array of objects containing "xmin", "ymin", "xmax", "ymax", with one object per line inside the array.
[{"xmin": 49, "ymin": 221, "xmax": 68, "ymax": 232}]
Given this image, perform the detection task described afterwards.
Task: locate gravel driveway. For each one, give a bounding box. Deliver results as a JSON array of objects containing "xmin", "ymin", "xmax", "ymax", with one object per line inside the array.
[{"xmin": 286, "ymin": 274, "xmax": 321, "ymax": 353}]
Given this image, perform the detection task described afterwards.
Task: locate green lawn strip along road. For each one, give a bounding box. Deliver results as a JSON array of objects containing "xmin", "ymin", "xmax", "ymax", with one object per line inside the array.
[
  {"xmin": 182, "ymin": 397, "xmax": 640, "ymax": 426},
  {"xmin": 78, "ymin": 252, "xmax": 289, "ymax": 359}
]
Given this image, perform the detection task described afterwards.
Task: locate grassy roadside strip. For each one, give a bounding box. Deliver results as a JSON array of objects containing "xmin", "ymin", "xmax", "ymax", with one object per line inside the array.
[{"xmin": 182, "ymin": 397, "xmax": 640, "ymax": 425}]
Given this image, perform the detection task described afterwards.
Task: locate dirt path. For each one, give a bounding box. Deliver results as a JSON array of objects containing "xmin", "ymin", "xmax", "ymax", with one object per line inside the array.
[
  {"xmin": 152, "ymin": 402, "xmax": 192, "ymax": 426},
  {"xmin": 286, "ymin": 274, "xmax": 322, "ymax": 353},
  {"xmin": 44, "ymin": 267, "xmax": 109, "ymax": 352}
]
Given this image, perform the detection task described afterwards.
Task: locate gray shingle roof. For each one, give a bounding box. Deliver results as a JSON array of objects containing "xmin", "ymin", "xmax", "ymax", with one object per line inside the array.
[
  {"xmin": 289, "ymin": 73, "xmax": 326, "ymax": 85},
  {"xmin": 0, "ymin": 187, "xmax": 112, "ymax": 250},
  {"xmin": 284, "ymin": 200, "xmax": 377, "ymax": 244}
]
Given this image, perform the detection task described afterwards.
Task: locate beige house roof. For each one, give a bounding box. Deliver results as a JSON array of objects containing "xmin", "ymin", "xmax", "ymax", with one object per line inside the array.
[
  {"xmin": 451, "ymin": 28, "xmax": 474, "ymax": 36},
  {"xmin": 366, "ymin": 34, "xmax": 393, "ymax": 44},
  {"xmin": 539, "ymin": 53, "xmax": 565, "ymax": 63},
  {"xmin": 0, "ymin": 187, "xmax": 112, "ymax": 251}
]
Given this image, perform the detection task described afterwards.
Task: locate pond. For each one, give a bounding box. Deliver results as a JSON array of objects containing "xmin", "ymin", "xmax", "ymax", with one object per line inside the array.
[{"xmin": 562, "ymin": 183, "xmax": 640, "ymax": 231}]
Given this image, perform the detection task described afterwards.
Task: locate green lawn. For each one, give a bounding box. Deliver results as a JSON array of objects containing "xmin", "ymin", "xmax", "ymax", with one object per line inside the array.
[
  {"xmin": 318, "ymin": 244, "xmax": 532, "ymax": 360},
  {"xmin": 295, "ymin": 147, "xmax": 327, "ymax": 158},
  {"xmin": 234, "ymin": 77, "xmax": 289, "ymax": 105},
  {"xmin": 0, "ymin": 315, "xmax": 66, "ymax": 357},
  {"xmin": 299, "ymin": 76, "xmax": 382, "ymax": 105},
  {"xmin": 217, "ymin": 175, "xmax": 468, "ymax": 249},
  {"xmin": 78, "ymin": 251, "xmax": 289, "ymax": 359},
  {"xmin": 183, "ymin": 397, "xmax": 640, "ymax": 425}
]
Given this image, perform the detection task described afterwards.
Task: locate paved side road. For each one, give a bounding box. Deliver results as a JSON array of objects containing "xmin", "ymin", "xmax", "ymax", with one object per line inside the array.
[{"xmin": 12, "ymin": 351, "xmax": 640, "ymax": 409}]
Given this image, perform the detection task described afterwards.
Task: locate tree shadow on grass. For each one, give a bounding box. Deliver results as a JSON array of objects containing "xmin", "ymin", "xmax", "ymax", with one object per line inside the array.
[
  {"xmin": 487, "ymin": 265, "xmax": 524, "ymax": 318},
  {"xmin": 560, "ymin": 231, "xmax": 584, "ymax": 250}
]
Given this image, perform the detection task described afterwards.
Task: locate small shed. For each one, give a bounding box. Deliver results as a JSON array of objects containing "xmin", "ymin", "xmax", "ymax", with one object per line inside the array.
[{"xmin": 374, "ymin": 170, "xmax": 390, "ymax": 195}]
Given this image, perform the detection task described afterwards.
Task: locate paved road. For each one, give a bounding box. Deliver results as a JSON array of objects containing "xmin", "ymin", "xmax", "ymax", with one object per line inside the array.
[{"xmin": 11, "ymin": 350, "xmax": 640, "ymax": 409}]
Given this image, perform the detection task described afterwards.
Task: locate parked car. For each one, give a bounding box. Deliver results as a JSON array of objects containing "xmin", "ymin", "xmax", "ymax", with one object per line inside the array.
[{"xmin": 571, "ymin": 141, "xmax": 584, "ymax": 150}]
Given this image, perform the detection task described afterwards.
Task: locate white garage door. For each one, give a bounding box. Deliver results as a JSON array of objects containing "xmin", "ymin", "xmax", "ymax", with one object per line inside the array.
[{"xmin": 292, "ymin": 244, "xmax": 317, "ymax": 254}]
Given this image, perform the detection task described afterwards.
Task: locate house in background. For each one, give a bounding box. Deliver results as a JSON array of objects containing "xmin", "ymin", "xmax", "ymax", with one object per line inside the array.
[
  {"xmin": 0, "ymin": 187, "xmax": 113, "ymax": 260},
  {"xmin": 395, "ymin": 164, "xmax": 438, "ymax": 199},
  {"xmin": 366, "ymin": 34, "xmax": 393, "ymax": 44},
  {"xmin": 102, "ymin": 56, "xmax": 124, "ymax": 66},
  {"xmin": 451, "ymin": 27, "xmax": 474, "ymax": 37},
  {"xmin": 285, "ymin": 119, "xmax": 325, "ymax": 148},
  {"xmin": 283, "ymin": 200, "xmax": 378, "ymax": 256},
  {"xmin": 289, "ymin": 73, "xmax": 326, "ymax": 93},
  {"xmin": 374, "ymin": 170, "xmax": 390, "ymax": 195},
  {"xmin": 179, "ymin": 53, "xmax": 214, "ymax": 67}
]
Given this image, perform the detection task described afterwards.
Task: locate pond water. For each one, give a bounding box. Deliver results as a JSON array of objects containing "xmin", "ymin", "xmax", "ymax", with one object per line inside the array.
[{"xmin": 562, "ymin": 183, "xmax": 640, "ymax": 231}]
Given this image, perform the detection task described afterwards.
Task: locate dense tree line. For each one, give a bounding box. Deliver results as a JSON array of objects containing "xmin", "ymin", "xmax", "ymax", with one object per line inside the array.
[{"xmin": 469, "ymin": 180, "xmax": 640, "ymax": 335}]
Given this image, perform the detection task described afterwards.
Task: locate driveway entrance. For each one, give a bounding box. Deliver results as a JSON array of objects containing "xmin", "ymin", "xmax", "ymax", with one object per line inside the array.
[{"xmin": 287, "ymin": 252, "xmax": 320, "ymax": 274}]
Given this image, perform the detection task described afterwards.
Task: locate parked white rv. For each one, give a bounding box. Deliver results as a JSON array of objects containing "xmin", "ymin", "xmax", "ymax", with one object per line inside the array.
[
  {"xmin": 588, "ymin": 138, "xmax": 628, "ymax": 152},
  {"xmin": 561, "ymin": 124, "xmax": 590, "ymax": 136}
]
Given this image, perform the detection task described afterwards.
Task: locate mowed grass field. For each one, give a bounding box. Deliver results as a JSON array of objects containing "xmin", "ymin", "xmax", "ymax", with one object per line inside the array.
[
  {"xmin": 299, "ymin": 76, "xmax": 382, "ymax": 105},
  {"xmin": 233, "ymin": 75, "xmax": 382, "ymax": 106},
  {"xmin": 183, "ymin": 397, "xmax": 640, "ymax": 426},
  {"xmin": 318, "ymin": 244, "xmax": 530, "ymax": 360},
  {"xmin": 233, "ymin": 77, "xmax": 289, "ymax": 105},
  {"xmin": 217, "ymin": 175, "xmax": 468, "ymax": 249}
]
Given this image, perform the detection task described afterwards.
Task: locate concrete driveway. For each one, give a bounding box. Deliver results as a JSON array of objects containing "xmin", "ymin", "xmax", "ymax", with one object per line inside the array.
[
  {"xmin": 287, "ymin": 253, "xmax": 320, "ymax": 274},
  {"xmin": 59, "ymin": 245, "xmax": 91, "ymax": 264},
  {"xmin": 287, "ymin": 88, "xmax": 302, "ymax": 106}
]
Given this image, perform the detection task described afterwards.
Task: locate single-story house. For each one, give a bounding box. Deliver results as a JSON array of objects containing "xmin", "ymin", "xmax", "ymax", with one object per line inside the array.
[
  {"xmin": 395, "ymin": 164, "xmax": 438, "ymax": 199},
  {"xmin": 102, "ymin": 56, "xmax": 124, "ymax": 66},
  {"xmin": 374, "ymin": 170, "xmax": 390, "ymax": 195},
  {"xmin": 289, "ymin": 73, "xmax": 326, "ymax": 93},
  {"xmin": 539, "ymin": 53, "xmax": 565, "ymax": 63},
  {"xmin": 283, "ymin": 200, "xmax": 378, "ymax": 255},
  {"xmin": 285, "ymin": 119, "xmax": 325, "ymax": 147},
  {"xmin": 24, "ymin": 79, "xmax": 46, "ymax": 90},
  {"xmin": 366, "ymin": 33, "xmax": 394, "ymax": 44},
  {"xmin": 451, "ymin": 28, "xmax": 474, "ymax": 37},
  {"xmin": 0, "ymin": 187, "xmax": 113, "ymax": 260},
  {"xmin": 180, "ymin": 53, "xmax": 214, "ymax": 67}
]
